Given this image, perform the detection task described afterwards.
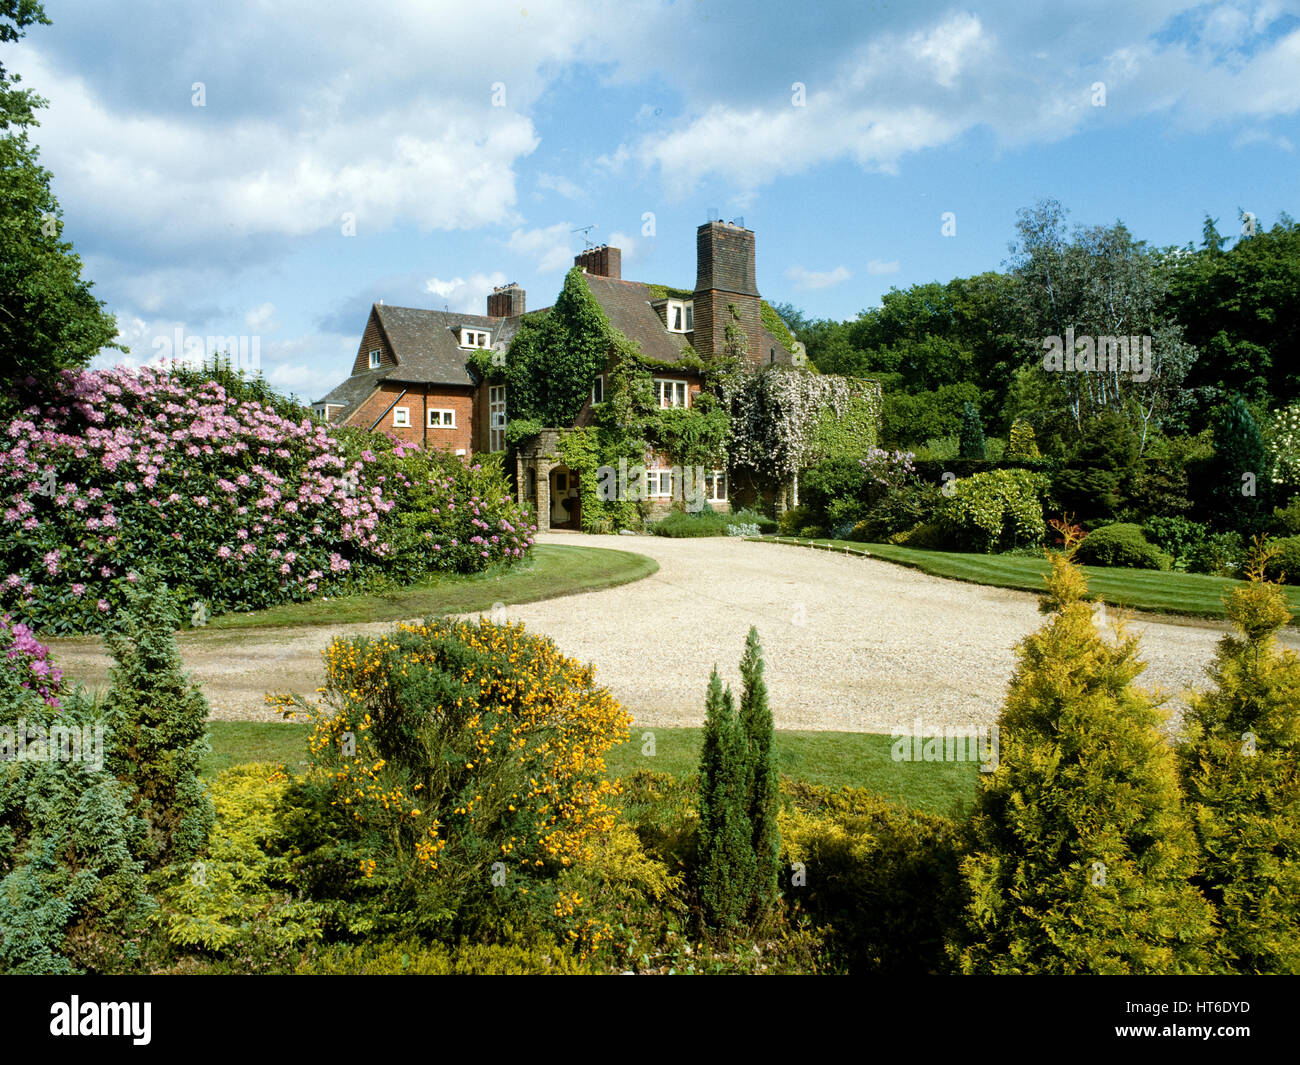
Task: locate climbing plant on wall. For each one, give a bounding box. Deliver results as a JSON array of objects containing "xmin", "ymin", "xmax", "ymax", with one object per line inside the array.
[
  {"xmin": 728, "ymin": 367, "xmax": 882, "ymax": 483},
  {"xmin": 476, "ymin": 266, "xmax": 612, "ymax": 427}
]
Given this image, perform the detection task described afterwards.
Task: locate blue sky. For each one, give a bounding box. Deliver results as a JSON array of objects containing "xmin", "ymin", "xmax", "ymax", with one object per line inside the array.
[{"xmin": 6, "ymin": 0, "xmax": 1299, "ymax": 403}]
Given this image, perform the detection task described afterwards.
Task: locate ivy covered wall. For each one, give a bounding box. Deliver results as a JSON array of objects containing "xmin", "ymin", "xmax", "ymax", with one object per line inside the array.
[{"xmin": 491, "ymin": 270, "xmax": 881, "ymax": 528}]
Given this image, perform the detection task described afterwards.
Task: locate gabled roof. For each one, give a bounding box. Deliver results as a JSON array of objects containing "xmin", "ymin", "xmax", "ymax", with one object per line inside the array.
[
  {"xmin": 581, "ymin": 274, "xmax": 692, "ymax": 364},
  {"xmin": 373, "ymin": 304, "xmax": 522, "ymax": 386},
  {"xmin": 313, "ymin": 305, "xmax": 524, "ymax": 406}
]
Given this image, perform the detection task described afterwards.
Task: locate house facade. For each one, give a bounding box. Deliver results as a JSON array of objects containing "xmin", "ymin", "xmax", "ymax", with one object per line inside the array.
[{"xmin": 314, "ymin": 220, "xmax": 797, "ymax": 530}]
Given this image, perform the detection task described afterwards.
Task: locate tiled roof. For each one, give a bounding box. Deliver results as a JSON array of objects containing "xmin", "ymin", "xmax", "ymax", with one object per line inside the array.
[
  {"xmin": 373, "ymin": 304, "xmax": 521, "ymax": 386},
  {"xmin": 581, "ymin": 274, "xmax": 691, "ymax": 364},
  {"xmin": 313, "ymin": 367, "xmax": 389, "ymax": 409}
]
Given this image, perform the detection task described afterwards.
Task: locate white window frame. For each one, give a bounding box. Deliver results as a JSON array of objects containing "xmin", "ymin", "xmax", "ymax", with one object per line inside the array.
[
  {"xmin": 368, "ymin": 349, "xmax": 382, "ymax": 369},
  {"xmin": 591, "ymin": 374, "xmax": 605, "ymax": 404},
  {"xmin": 654, "ymin": 378, "xmax": 689, "ymax": 409},
  {"xmin": 460, "ymin": 328, "xmax": 491, "ymax": 349},
  {"xmin": 665, "ymin": 300, "xmax": 694, "ymax": 334},
  {"xmin": 392, "ymin": 406, "xmax": 411, "ymax": 428},
  {"xmin": 428, "ymin": 408, "xmax": 456, "ymax": 429},
  {"xmin": 646, "ymin": 467, "xmax": 674, "ymax": 499},
  {"xmin": 488, "ymin": 385, "xmax": 506, "ymax": 451},
  {"xmin": 705, "ymin": 469, "xmax": 728, "ymax": 503}
]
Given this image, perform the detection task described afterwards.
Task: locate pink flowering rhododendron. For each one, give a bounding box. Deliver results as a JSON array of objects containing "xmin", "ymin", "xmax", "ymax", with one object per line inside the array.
[{"xmin": 0, "ymin": 364, "xmax": 535, "ymax": 634}]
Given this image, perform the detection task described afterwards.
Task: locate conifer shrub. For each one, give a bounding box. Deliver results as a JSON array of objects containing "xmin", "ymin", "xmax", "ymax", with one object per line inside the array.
[
  {"xmin": 954, "ymin": 542, "xmax": 1219, "ymax": 974},
  {"xmin": 1208, "ymin": 394, "xmax": 1268, "ymax": 532},
  {"xmin": 103, "ymin": 574, "xmax": 214, "ymax": 871},
  {"xmin": 958, "ymin": 401, "xmax": 986, "ymax": 460},
  {"xmin": 696, "ymin": 671, "xmax": 755, "ymax": 929},
  {"xmin": 1074, "ymin": 523, "xmax": 1172, "ymax": 570},
  {"xmin": 153, "ymin": 764, "xmax": 323, "ymax": 955},
  {"xmin": 1006, "ymin": 419, "xmax": 1041, "ymax": 460},
  {"xmin": 739, "ymin": 629, "xmax": 780, "ymax": 915},
  {"xmin": 0, "ymin": 619, "xmax": 149, "ymax": 974},
  {"xmin": 1179, "ymin": 545, "xmax": 1300, "ymax": 973},
  {"xmin": 697, "ymin": 628, "xmax": 781, "ymax": 930},
  {"xmin": 779, "ymin": 781, "xmax": 962, "ymax": 974}
]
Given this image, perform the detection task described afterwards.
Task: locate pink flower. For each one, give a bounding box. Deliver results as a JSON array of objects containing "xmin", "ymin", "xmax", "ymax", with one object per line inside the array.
[
  {"xmin": 71, "ymin": 583, "xmax": 86, "ymax": 597},
  {"xmin": 97, "ymin": 599, "xmax": 110, "ymax": 612}
]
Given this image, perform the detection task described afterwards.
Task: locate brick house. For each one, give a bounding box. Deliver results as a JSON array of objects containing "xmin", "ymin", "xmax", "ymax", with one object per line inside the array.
[{"xmin": 314, "ymin": 220, "xmax": 797, "ymax": 530}]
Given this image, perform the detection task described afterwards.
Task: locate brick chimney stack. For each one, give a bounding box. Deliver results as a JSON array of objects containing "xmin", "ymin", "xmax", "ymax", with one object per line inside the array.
[
  {"xmin": 692, "ymin": 220, "xmax": 762, "ymax": 367},
  {"xmin": 487, "ymin": 282, "xmax": 525, "ymax": 317},
  {"xmin": 574, "ymin": 245, "xmax": 621, "ymax": 279}
]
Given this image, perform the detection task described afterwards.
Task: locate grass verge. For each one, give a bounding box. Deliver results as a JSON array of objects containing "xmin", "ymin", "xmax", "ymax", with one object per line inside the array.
[
  {"xmin": 204, "ymin": 721, "xmax": 977, "ymax": 818},
  {"xmin": 759, "ymin": 536, "xmax": 1300, "ymax": 624}
]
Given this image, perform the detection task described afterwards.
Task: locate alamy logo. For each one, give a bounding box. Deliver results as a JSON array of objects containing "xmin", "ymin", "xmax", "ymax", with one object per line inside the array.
[
  {"xmin": 151, "ymin": 328, "xmax": 261, "ymax": 372},
  {"xmin": 1041, "ymin": 328, "xmax": 1152, "ymax": 382},
  {"xmin": 890, "ymin": 718, "xmax": 1000, "ymax": 772},
  {"xmin": 596, "ymin": 459, "xmax": 707, "ymax": 513},
  {"xmin": 50, "ymin": 997, "xmax": 151, "ymax": 1045},
  {"xmin": 0, "ymin": 719, "xmax": 104, "ymax": 770}
]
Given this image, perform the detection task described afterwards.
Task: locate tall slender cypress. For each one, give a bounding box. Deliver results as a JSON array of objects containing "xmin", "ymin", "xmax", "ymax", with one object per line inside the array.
[{"xmin": 739, "ymin": 627, "xmax": 780, "ymax": 915}]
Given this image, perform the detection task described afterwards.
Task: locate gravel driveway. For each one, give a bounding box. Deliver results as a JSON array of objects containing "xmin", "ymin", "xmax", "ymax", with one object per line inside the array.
[{"xmin": 47, "ymin": 533, "xmax": 1300, "ymax": 734}]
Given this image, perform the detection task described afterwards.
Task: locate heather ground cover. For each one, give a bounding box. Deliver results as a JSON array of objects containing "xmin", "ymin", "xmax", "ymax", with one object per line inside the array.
[{"xmin": 0, "ymin": 364, "xmax": 534, "ymax": 635}]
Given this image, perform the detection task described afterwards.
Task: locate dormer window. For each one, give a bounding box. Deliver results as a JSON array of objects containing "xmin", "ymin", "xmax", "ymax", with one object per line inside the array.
[
  {"xmin": 666, "ymin": 300, "xmax": 694, "ymax": 333},
  {"xmin": 460, "ymin": 328, "xmax": 491, "ymax": 348},
  {"xmin": 368, "ymin": 349, "xmax": 382, "ymax": 368}
]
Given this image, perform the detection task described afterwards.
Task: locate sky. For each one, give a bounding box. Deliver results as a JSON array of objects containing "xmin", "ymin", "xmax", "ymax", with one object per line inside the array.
[{"xmin": 5, "ymin": 0, "xmax": 1299, "ymax": 403}]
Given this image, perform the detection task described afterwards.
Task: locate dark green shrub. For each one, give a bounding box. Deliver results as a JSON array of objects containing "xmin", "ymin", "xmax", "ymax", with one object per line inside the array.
[
  {"xmin": 1262, "ymin": 536, "xmax": 1300, "ymax": 584},
  {"xmin": 776, "ymin": 505, "xmax": 809, "ymax": 536},
  {"xmin": 1273, "ymin": 496, "xmax": 1300, "ymax": 536},
  {"xmin": 798, "ymin": 525, "xmax": 826, "ymax": 539},
  {"xmin": 780, "ymin": 781, "xmax": 962, "ymax": 974},
  {"xmin": 1143, "ymin": 516, "xmax": 1209, "ymax": 571},
  {"xmin": 958, "ymin": 401, "xmax": 986, "ymax": 460},
  {"xmin": 1207, "ymin": 394, "xmax": 1269, "ymax": 533},
  {"xmin": 1189, "ymin": 530, "xmax": 1246, "ymax": 577},
  {"xmin": 1053, "ymin": 412, "xmax": 1142, "ymax": 522},
  {"xmin": 697, "ymin": 671, "xmax": 754, "ymax": 930},
  {"xmin": 103, "ymin": 574, "xmax": 214, "ymax": 871},
  {"xmin": 698, "ymin": 629, "xmax": 781, "ymax": 931},
  {"xmin": 650, "ymin": 510, "xmax": 731, "ymax": 537},
  {"xmin": 801, "ymin": 456, "xmax": 868, "ymax": 529},
  {"xmin": 1074, "ymin": 523, "xmax": 1171, "ymax": 570}
]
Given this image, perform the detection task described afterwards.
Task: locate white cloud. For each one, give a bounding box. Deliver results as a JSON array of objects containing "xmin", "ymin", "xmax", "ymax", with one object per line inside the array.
[
  {"xmin": 424, "ymin": 272, "xmax": 509, "ymax": 313},
  {"xmin": 866, "ymin": 260, "xmax": 900, "ymax": 276},
  {"xmin": 245, "ymin": 302, "xmax": 278, "ymax": 330},
  {"xmin": 622, "ymin": 5, "xmax": 1300, "ymax": 197},
  {"xmin": 507, "ymin": 223, "xmax": 577, "ymax": 272},
  {"xmin": 14, "ymin": 42, "xmax": 541, "ymax": 254},
  {"xmin": 785, "ymin": 264, "xmax": 851, "ymax": 290},
  {"xmin": 538, "ymin": 172, "xmax": 585, "ymax": 199}
]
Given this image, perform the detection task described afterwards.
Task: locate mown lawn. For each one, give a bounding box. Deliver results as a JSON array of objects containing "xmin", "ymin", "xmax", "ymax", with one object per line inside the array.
[
  {"xmin": 204, "ymin": 721, "xmax": 978, "ymax": 818},
  {"xmin": 199, "ymin": 544, "xmax": 658, "ymax": 631},
  {"xmin": 760, "ymin": 536, "xmax": 1300, "ymax": 623}
]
